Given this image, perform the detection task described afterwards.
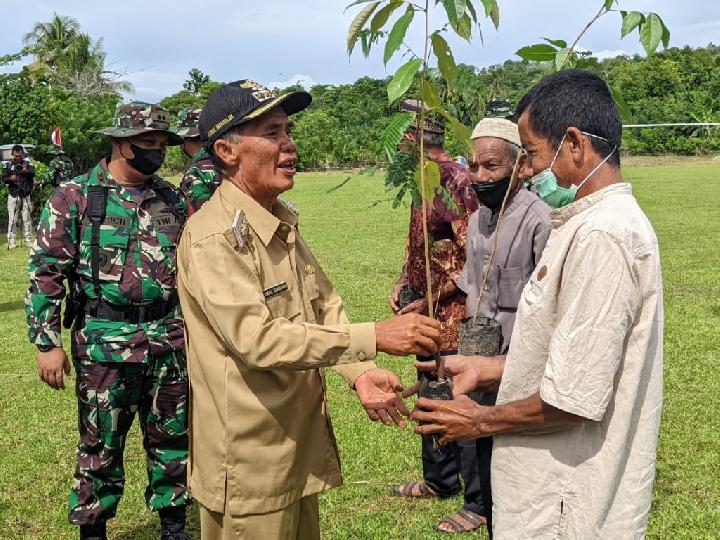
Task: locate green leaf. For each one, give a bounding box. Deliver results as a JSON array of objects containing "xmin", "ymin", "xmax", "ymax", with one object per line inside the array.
[
  {"xmin": 554, "ymin": 48, "xmax": 572, "ymax": 71},
  {"xmin": 420, "ymin": 80, "xmax": 442, "ymax": 109},
  {"xmin": 640, "ymin": 13, "xmax": 664, "ymax": 55},
  {"xmin": 488, "ymin": 1, "xmax": 500, "ymax": 29},
  {"xmin": 415, "ymin": 160, "xmax": 442, "ymax": 203},
  {"xmin": 387, "ymin": 58, "xmax": 422, "ymax": 104},
  {"xmin": 452, "ymin": 13, "xmax": 473, "ymax": 41},
  {"xmin": 347, "ymin": 1, "xmax": 381, "ymax": 55},
  {"xmin": 466, "ymin": 0, "xmax": 478, "ymax": 23},
  {"xmin": 660, "ymin": 17, "xmax": 671, "ymax": 48},
  {"xmin": 604, "ymin": 0, "xmax": 615, "ymax": 10},
  {"xmin": 371, "ymin": 0, "xmax": 402, "ymax": 33},
  {"xmin": 441, "ymin": 0, "xmax": 466, "ymax": 26},
  {"xmin": 382, "ymin": 113, "xmax": 414, "ymax": 161},
  {"xmin": 431, "ymin": 33, "xmax": 458, "ymax": 88},
  {"xmin": 542, "ymin": 37, "xmax": 568, "ymax": 48},
  {"xmin": 384, "ymin": 8, "xmax": 415, "ymax": 65},
  {"xmin": 611, "ymin": 85, "xmax": 633, "ymax": 123},
  {"xmin": 620, "ymin": 11, "xmax": 644, "ymax": 38},
  {"xmin": 516, "ymin": 43, "xmax": 558, "ymax": 62},
  {"xmin": 442, "ymin": 112, "xmax": 474, "ymax": 156}
]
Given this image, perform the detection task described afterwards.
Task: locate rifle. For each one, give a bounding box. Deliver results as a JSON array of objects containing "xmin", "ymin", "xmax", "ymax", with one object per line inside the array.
[{"xmin": 62, "ymin": 272, "xmax": 86, "ymax": 329}]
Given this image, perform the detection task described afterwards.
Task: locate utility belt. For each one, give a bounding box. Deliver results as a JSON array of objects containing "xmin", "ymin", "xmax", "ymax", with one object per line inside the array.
[{"xmin": 85, "ymin": 296, "xmax": 178, "ymax": 324}]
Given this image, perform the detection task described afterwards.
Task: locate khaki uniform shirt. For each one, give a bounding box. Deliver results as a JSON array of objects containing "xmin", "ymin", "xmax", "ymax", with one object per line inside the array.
[
  {"xmin": 458, "ymin": 187, "xmax": 551, "ymax": 352},
  {"xmin": 177, "ymin": 181, "xmax": 376, "ymax": 516},
  {"xmin": 492, "ymin": 183, "xmax": 664, "ymax": 539}
]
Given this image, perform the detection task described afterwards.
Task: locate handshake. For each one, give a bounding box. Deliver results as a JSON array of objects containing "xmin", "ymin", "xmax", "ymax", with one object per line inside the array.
[{"xmin": 355, "ymin": 313, "xmax": 504, "ymax": 439}]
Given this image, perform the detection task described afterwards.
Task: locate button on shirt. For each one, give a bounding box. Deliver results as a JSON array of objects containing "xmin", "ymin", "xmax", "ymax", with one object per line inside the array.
[
  {"xmin": 492, "ymin": 183, "xmax": 664, "ymax": 539},
  {"xmin": 177, "ymin": 181, "xmax": 377, "ymax": 516},
  {"xmin": 458, "ymin": 187, "xmax": 551, "ymax": 352}
]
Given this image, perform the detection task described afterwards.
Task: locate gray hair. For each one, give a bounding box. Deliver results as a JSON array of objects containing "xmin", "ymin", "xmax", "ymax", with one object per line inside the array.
[
  {"xmin": 208, "ymin": 125, "xmax": 245, "ymax": 175},
  {"xmin": 505, "ymin": 140, "xmax": 520, "ymax": 166}
]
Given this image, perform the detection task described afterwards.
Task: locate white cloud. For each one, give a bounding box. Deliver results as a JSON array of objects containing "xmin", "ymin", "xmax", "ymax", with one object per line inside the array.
[
  {"xmin": 593, "ymin": 49, "xmax": 633, "ymax": 60},
  {"xmin": 267, "ymin": 74, "xmax": 317, "ymax": 90}
]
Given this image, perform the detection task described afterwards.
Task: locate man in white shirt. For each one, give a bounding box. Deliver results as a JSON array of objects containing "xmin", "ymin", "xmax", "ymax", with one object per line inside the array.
[{"xmin": 412, "ymin": 69, "xmax": 664, "ymax": 539}]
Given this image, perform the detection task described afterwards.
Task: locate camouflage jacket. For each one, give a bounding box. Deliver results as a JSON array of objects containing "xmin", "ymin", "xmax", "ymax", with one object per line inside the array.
[
  {"xmin": 26, "ymin": 160, "xmax": 187, "ymax": 363},
  {"xmin": 179, "ymin": 149, "xmax": 220, "ymax": 212},
  {"xmin": 46, "ymin": 155, "xmax": 75, "ymax": 186}
]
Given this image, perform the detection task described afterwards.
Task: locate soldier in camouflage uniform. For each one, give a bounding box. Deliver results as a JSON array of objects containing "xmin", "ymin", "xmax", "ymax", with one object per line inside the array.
[
  {"xmin": 176, "ymin": 107, "xmax": 219, "ymax": 211},
  {"xmin": 25, "ymin": 102, "xmax": 191, "ymax": 540},
  {"xmin": 46, "ymin": 145, "xmax": 75, "ymax": 186}
]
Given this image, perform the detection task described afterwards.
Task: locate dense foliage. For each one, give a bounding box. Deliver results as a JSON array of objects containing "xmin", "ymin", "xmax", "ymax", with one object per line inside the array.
[{"xmin": 0, "ymin": 46, "xmax": 717, "ymax": 176}]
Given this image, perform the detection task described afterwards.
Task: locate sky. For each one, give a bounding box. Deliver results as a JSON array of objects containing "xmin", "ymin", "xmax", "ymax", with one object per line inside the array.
[{"xmin": 1, "ymin": 0, "xmax": 718, "ymax": 102}]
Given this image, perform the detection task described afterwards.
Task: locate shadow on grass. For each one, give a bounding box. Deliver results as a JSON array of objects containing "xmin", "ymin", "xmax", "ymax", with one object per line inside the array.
[
  {"xmin": 0, "ymin": 300, "xmax": 24, "ymax": 314},
  {"xmin": 112, "ymin": 504, "xmax": 200, "ymax": 540}
]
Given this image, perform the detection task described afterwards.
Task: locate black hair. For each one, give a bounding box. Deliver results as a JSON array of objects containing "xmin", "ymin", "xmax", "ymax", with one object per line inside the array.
[
  {"xmin": 11, "ymin": 144, "xmax": 24, "ymax": 154},
  {"xmin": 407, "ymin": 126, "xmax": 445, "ymax": 148},
  {"xmin": 516, "ymin": 69, "xmax": 621, "ymax": 167}
]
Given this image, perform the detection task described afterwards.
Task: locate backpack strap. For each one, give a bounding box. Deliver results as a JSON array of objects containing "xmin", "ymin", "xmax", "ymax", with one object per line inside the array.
[{"xmin": 86, "ymin": 185, "xmax": 108, "ymax": 299}]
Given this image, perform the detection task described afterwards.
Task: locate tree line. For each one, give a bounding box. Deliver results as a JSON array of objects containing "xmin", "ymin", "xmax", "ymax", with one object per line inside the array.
[{"xmin": 0, "ymin": 14, "xmax": 717, "ymax": 174}]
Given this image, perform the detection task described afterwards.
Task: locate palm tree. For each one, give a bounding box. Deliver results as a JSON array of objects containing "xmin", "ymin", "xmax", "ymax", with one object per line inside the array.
[{"xmin": 23, "ymin": 13, "xmax": 81, "ymax": 68}]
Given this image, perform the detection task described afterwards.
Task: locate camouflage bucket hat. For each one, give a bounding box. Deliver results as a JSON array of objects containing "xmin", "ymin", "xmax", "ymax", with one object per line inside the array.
[
  {"xmin": 49, "ymin": 145, "xmax": 64, "ymax": 155},
  {"xmin": 176, "ymin": 107, "xmax": 202, "ymax": 139},
  {"xmin": 97, "ymin": 101, "xmax": 183, "ymax": 145},
  {"xmin": 485, "ymin": 98, "xmax": 514, "ymax": 119}
]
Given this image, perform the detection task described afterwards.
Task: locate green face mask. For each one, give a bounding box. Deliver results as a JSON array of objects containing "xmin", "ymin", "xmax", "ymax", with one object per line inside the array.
[{"xmin": 528, "ymin": 132, "xmax": 617, "ymax": 209}]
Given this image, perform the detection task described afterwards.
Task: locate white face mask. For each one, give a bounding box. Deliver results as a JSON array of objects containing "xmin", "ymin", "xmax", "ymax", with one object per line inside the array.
[{"xmin": 528, "ymin": 131, "xmax": 617, "ymax": 208}]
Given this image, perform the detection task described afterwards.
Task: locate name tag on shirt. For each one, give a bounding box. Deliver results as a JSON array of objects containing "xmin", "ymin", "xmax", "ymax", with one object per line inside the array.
[{"xmin": 263, "ymin": 282, "xmax": 289, "ymax": 300}]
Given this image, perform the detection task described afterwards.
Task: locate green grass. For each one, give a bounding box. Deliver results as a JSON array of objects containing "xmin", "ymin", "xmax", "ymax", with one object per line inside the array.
[{"xmin": 0, "ymin": 162, "xmax": 718, "ymax": 538}]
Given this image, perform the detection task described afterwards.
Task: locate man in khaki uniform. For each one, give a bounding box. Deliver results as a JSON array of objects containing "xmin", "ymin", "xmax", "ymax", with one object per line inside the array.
[{"xmin": 176, "ymin": 80, "xmax": 442, "ymax": 539}]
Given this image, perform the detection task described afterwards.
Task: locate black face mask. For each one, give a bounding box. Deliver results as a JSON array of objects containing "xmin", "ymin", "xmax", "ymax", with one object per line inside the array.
[
  {"xmin": 126, "ymin": 144, "xmax": 165, "ymax": 175},
  {"xmin": 471, "ymin": 176, "xmax": 511, "ymax": 210}
]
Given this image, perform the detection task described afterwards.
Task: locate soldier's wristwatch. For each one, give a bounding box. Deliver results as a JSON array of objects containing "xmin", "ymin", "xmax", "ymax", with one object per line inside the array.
[{"xmin": 37, "ymin": 344, "xmax": 55, "ymax": 352}]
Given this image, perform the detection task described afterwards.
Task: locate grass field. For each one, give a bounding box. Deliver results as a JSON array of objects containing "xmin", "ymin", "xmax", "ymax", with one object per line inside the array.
[{"xmin": 0, "ymin": 161, "xmax": 719, "ymax": 539}]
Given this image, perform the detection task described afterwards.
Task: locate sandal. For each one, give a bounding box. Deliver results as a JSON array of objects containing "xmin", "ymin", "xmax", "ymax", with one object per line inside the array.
[
  {"xmin": 436, "ymin": 509, "xmax": 487, "ymax": 533},
  {"xmin": 391, "ymin": 481, "xmax": 438, "ymax": 498}
]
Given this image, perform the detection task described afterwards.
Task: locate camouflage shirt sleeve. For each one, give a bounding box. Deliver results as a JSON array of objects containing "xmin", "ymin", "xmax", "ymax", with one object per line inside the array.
[
  {"xmin": 179, "ymin": 165, "xmax": 216, "ymax": 212},
  {"xmin": 25, "ymin": 184, "xmax": 82, "ymax": 347}
]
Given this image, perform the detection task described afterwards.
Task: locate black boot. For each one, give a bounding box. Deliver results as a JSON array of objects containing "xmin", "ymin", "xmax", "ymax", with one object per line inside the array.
[
  {"xmin": 159, "ymin": 506, "xmax": 191, "ymax": 540},
  {"xmin": 79, "ymin": 522, "xmax": 107, "ymax": 540}
]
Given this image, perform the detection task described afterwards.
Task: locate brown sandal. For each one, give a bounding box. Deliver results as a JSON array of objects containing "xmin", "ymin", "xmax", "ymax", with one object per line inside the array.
[
  {"xmin": 391, "ymin": 481, "xmax": 438, "ymax": 498},
  {"xmin": 436, "ymin": 509, "xmax": 487, "ymax": 533}
]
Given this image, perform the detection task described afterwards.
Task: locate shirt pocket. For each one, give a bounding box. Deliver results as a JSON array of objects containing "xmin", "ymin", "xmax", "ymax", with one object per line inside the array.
[
  {"xmin": 79, "ymin": 222, "xmax": 130, "ymax": 283},
  {"xmin": 497, "ymin": 266, "xmax": 526, "ymax": 311}
]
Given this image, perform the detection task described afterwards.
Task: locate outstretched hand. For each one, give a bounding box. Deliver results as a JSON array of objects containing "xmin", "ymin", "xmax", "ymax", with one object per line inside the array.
[
  {"xmin": 415, "ymin": 354, "xmax": 505, "ymax": 397},
  {"xmin": 354, "ymin": 368, "xmax": 410, "ymax": 428},
  {"xmin": 411, "ymin": 396, "xmax": 491, "ymax": 444}
]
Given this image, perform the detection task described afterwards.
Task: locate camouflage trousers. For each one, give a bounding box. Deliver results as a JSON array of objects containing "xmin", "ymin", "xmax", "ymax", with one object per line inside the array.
[
  {"xmin": 6, "ymin": 194, "xmax": 33, "ymax": 243},
  {"xmin": 68, "ymin": 351, "xmax": 190, "ymax": 525}
]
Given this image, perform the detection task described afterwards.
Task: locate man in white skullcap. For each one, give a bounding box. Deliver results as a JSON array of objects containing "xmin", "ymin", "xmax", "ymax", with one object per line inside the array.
[{"xmin": 433, "ymin": 117, "xmax": 552, "ymax": 533}]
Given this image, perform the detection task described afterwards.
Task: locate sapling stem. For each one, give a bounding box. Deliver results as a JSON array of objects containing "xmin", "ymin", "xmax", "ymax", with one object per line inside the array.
[{"xmin": 472, "ymin": 150, "xmax": 523, "ymax": 325}]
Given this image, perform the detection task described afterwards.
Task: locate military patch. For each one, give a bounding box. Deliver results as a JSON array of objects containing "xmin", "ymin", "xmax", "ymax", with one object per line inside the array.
[
  {"xmin": 104, "ymin": 214, "xmax": 130, "ymax": 228},
  {"xmin": 152, "ymin": 212, "xmax": 181, "ymax": 229},
  {"xmin": 98, "ymin": 249, "xmax": 116, "ymax": 273},
  {"xmin": 263, "ymin": 282, "xmax": 289, "ymax": 299}
]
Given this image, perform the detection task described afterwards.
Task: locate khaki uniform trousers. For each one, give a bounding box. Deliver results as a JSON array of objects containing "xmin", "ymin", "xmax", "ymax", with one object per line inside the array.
[{"xmin": 199, "ymin": 495, "xmax": 320, "ymax": 540}]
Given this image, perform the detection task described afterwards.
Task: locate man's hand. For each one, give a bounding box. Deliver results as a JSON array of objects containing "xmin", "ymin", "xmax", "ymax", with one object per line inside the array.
[
  {"xmin": 376, "ymin": 313, "xmax": 441, "ymax": 357},
  {"xmin": 415, "ymin": 354, "xmax": 505, "ymax": 397},
  {"xmin": 411, "ymin": 396, "xmax": 492, "ymax": 444},
  {"xmin": 398, "ymin": 296, "xmax": 429, "ymax": 316},
  {"xmin": 37, "ymin": 347, "xmax": 71, "ymax": 390},
  {"xmin": 389, "ymin": 279, "xmax": 407, "ymax": 314},
  {"xmin": 354, "ymin": 368, "xmax": 410, "ymax": 427}
]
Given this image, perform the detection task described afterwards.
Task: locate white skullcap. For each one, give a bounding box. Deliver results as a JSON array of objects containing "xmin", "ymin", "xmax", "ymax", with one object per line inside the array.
[{"xmin": 470, "ymin": 117, "xmax": 521, "ymax": 147}]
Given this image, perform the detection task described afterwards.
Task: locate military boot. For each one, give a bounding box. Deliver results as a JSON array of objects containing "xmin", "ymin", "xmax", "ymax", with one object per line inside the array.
[
  {"xmin": 159, "ymin": 506, "xmax": 191, "ymax": 540},
  {"xmin": 79, "ymin": 522, "xmax": 107, "ymax": 540}
]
